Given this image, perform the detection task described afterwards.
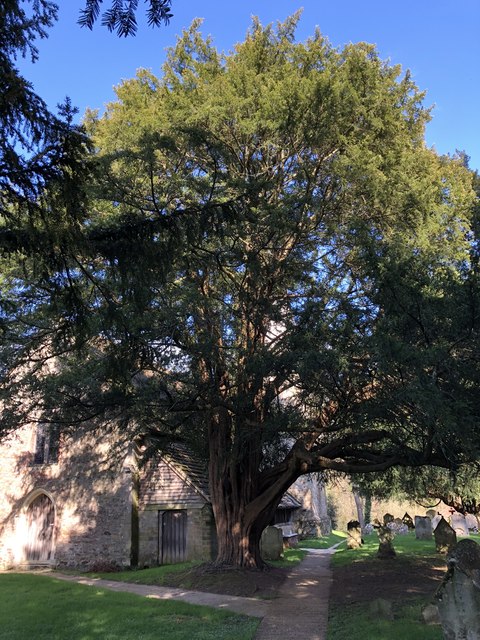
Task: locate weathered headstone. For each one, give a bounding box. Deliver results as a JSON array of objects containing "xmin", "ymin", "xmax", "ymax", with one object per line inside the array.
[
  {"xmin": 434, "ymin": 517, "xmax": 457, "ymax": 554},
  {"xmin": 415, "ymin": 515, "xmax": 432, "ymax": 540},
  {"xmin": 376, "ymin": 525, "xmax": 396, "ymax": 559},
  {"xmin": 451, "ymin": 513, "xmax": 469, "ymax": 537},
  {"xmin": 260, "ymin": 526, "xmax": 283, "ymax": 561},
  {"xmin": 402, "ymin": 512, "xmax": 414, "ymax": 529},
  {"xmin": 383, "ymin": 513, "xmax": 394, "ymax": 525},
  {"xmin": 422, "ymin": 603, "xmax": 440, "ymax": 626},
  {"xmin": 426, "ymin": 509, "xmax": 437, "ymax": 520},
  {"xmin": 436, "ymin": 539, "xmax": 480, "ymax": 639},
  {"xmin": 346, "ymin": 520, "xmax": 363, "ymax": 549},
  {"xmin": 466, "ymin": 514, "xmax": 479, "ymax": 531},
  {"xmin": 432, "ymin": 514, "xmax": 442, "ymax": 531}
]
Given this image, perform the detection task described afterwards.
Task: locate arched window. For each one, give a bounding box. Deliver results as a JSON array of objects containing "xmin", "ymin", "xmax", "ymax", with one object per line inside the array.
[{"xmin": 33, "ymin": 425, "xmax": 60, "ymax": 464}]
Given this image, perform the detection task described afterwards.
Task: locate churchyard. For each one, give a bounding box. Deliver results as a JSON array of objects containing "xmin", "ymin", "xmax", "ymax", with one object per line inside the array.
[{"xmin": 2, "ymin": 521, "xmax": 477, "ymax": 639}]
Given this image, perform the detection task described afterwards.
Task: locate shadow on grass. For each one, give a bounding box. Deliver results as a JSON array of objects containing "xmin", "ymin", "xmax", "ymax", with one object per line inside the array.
[{"xmin": 0, "ymin": 573, "xmax": 258, "ymax": 640}]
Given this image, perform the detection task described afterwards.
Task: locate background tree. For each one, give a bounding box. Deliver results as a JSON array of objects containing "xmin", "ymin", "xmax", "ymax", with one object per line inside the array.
[{"xmin": 1, "ymin": 16, "xmax": 479, "ymax": 568}]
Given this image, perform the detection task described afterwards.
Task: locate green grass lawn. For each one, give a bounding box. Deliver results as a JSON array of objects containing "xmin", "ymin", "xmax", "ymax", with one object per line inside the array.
[
  {"xmin": 300, "ymin": 530, "xmax": 347, "ymax": 550},
  {"xmin": 327, "ymin": 532, "xmax": 444, "ymax": 640},
  {"xmin": 0, "ymin": 573, "xmax": 259, "ymax": 640},
  {"xmin": 86, "ymin": 560, "xmax": 201, "ymax": 585},
  {"xmin": 331, "ymin": 531, "xmax": 438, "ymax": 567},
  {"xmin": 84, "ymin": 548, "xmax": 307, "ymax": 588},
  {"xmin": 328, "ymin": 598, "xmax": 442, "ymax": 640}
]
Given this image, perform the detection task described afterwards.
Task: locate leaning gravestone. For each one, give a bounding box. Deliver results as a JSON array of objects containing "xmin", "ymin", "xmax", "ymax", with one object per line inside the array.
[
  {"xmin": 346, "ymin": 520, "xmax": 363, "ymax": 549},
  {"xmin": 436, "ymin": 539, "xmax": 480, "ymax": 639},
  {"xmin": 383, "ymin": 513, "xmax": 394, "ymax": 525},
  {"xmin": 432, "ymin": 514, "xmax": 442, "ymax": 532},
  {"xmin": 451, "ymin": 513, "xmax": 469, "ymax": 537},
  {"xmin": 260, "ymin": 526, "xmax": 283, "ymax": 561},
  {"xmin": 434, "ymin": 517, "xmax": 457, "ymax": 554},
  {"xmin": 415, "ymin": 516, "xmax": 432, "ymax": 540}
]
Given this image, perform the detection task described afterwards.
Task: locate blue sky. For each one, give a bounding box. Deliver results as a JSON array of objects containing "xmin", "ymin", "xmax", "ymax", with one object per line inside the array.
[{"xmin": 19, "ymin": 0, "xmax": 480, "ymax": 170}]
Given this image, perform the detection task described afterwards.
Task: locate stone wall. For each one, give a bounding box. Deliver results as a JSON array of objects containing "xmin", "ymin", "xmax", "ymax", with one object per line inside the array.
[
  {"xmin": 1, "ymin": 425, "xmax": 217, "ymax": 569},
  {"xmin": 0, "ymin": 425, "xmax": 133, "ymax": 570}
]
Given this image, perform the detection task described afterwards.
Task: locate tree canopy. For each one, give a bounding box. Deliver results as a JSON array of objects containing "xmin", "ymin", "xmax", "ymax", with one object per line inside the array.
[{"xmin": 1, "ymin": 15, "xmax": 479, "ymax": 567}]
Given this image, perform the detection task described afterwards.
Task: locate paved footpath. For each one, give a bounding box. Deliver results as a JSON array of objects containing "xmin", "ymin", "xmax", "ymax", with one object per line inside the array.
[
  {"xmin": 48, "ymin": 546, "xmax": 334, "ymax": 639},
  {"xmin": 254, "ymin": 548, "xmax": 333, "ymax": 640}
]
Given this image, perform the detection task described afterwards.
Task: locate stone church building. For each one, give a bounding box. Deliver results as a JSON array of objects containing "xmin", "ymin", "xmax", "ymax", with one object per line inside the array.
[{"xmin": 0, "ymin": 422, "xmax": 216, "ymax": 570}]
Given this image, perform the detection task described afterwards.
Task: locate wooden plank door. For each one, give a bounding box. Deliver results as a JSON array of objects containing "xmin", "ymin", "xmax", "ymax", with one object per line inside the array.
[
  {"xmin": 160, "ymin": 510, "xmax": 187, "ymax": 564},
  {"xmin": 25, "ymin": 494, "xmax": 55, "ymax": 562}
]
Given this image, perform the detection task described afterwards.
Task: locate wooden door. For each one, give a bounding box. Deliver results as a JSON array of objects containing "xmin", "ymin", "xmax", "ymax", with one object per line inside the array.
[
  {"xmin": 160, "ymin": 510, "xmax": 187, "ymax": 564},
  {"xmin": 25, "ymin": 494, "xmax": 55, "ymax": 563}
]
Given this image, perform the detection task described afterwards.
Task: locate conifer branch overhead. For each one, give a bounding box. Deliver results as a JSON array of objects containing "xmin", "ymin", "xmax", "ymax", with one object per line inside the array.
[{"xmin": 78, "ymin": 0, "xmax": 173, "ymax": 35}]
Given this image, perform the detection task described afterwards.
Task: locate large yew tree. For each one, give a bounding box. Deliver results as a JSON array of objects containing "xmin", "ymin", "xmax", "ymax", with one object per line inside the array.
[{"xmin": 2, "ymin": 16, "xmax": 479, "ymax": 568}]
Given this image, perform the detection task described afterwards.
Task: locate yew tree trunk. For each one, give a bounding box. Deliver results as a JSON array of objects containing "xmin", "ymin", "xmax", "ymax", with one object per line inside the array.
[{"xmin": 207, "ymin": 409, "xmax": 291, "ymax": 569}]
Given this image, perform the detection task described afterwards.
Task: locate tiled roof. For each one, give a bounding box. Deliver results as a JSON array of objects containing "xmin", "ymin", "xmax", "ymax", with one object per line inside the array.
[
  {"xmin": 163, "ymin": 444, "xmax": 210, "ymax": 502},
  {"xmin": 163, "ymin": 445, "xmax": 301, "ymax": 511}
]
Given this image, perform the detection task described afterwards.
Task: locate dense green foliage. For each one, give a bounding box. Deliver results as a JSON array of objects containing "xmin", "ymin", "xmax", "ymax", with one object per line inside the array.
[
  {"xmin": 0, "ymin": 573, "xmax": 258, "ymax": 639},
  {"xmin": 1, "ymin": 14, "xmax": 479, "ymax": 566}
]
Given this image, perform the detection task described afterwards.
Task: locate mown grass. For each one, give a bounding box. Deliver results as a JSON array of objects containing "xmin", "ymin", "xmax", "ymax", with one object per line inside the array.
[
  {"xmin": 327, "ymin": 532, "xmax": 444, "ymax": 640},
  {"xmin": 84, "ymin": 548, "xmax": 307, "ymax": 587},
  {"xmin": 269, "ymin": 547, "xmax": 308, "ymax": 567},
  {"xmin": 331, "ymin": 532, "xmax": 438, "ymax": 567},
  {"xmin": 300, "ymin": 530, "xmax": 347, "ymax": 550},
  {"xmin": 0, "ymin": 573, "xmax": 258, "ymax": 640},
  {"xmin": 328, "ymin": 598, "xmax": 442, "ymax": 640},
  {"xmin": 86, "ymin": 560, "xmax": 200, "ymax": 585}
]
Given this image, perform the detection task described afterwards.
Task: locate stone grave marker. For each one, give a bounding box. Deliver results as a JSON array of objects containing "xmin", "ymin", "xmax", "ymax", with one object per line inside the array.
[
  {"xmin": 451, "ymin": 513, "xmax": 469, "ymax": 537},
  {"xmin": 376, "ymin": 525, "xmax": 396, "ymax": 559},
  {"xmin": 434, "ymin": 517, "xmax": 457, "ymax": 554},
  {"xmin": 426, "ymin": 509, "xmax": 437, "ymax": 519},
  {"xmin": 436, "ymin": 539, "xmax": 480, "ymax": 639},
  {"xmin": 432, "ymin": 514, "xmax": 442, "ymax": 531},
  {"xmin": 383, "ymin": 513, "xmax": 394, "ymax": 525},
  {"xmin": 415, "ymin": 515, "xmax": 432, "ymax": 539},
  {"xmin": 402, "ymin": 512, "xmax": 414, "ymax": 529},
  {"xmin": 260, "ymin": 525, "xmax": 283, "ymax": 560},
  {"xmin": 346, "ymin": 520, "xmax": 363, "ymax": 549},
  {"xmin": 466, "ymin": 514, "xmax": 479, "ymax": 531}
]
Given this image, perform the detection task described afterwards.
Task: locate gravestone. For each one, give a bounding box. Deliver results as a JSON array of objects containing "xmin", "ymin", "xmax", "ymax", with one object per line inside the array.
[
  {"xmin": 451, "ymin": 513, "xmax": 469, "ymax": 537},
  {"xmin": 426, "ymin": 509, "xmax": 437, "ymax": 520},
  {"xmin": 436, "ymin": 539, "xmax": 480, "ymax": 639},
  {"xmin": 346, "ymin": 520, "xmax": 363, "ymax": 549},
  {"xmin": 466, "ymin": 514, "xmax": 479, "ymax": 531},
  {"xmin": 415, "ymin": 516, "xmax": 432, "ymax": 540},
  {"xmin": 260, "ymin": 526, "xmax": 283, "ymax": 561},
  {"xmin": 402, "ymin": 512, "xmax": 414, "ymax": 529},
  {"xmin": 432, "ymin": 514, "xmax": 442, "ymax": 532},
  {"xmin": 434, "ymin": 517, "xmax": 457, "ymax": 554},
  {"xmin": 383, "ymin": 513, "xmax": 394, "ymax": 525},
  {"xmin": 376, "ymin": 525, "xmax": 396, "ymax": 559}
]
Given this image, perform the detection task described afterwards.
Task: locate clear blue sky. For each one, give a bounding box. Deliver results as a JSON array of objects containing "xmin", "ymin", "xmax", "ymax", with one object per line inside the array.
[{"xmin": 19, "ymin": 0, "xmax": 480, "ymax": 171}]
